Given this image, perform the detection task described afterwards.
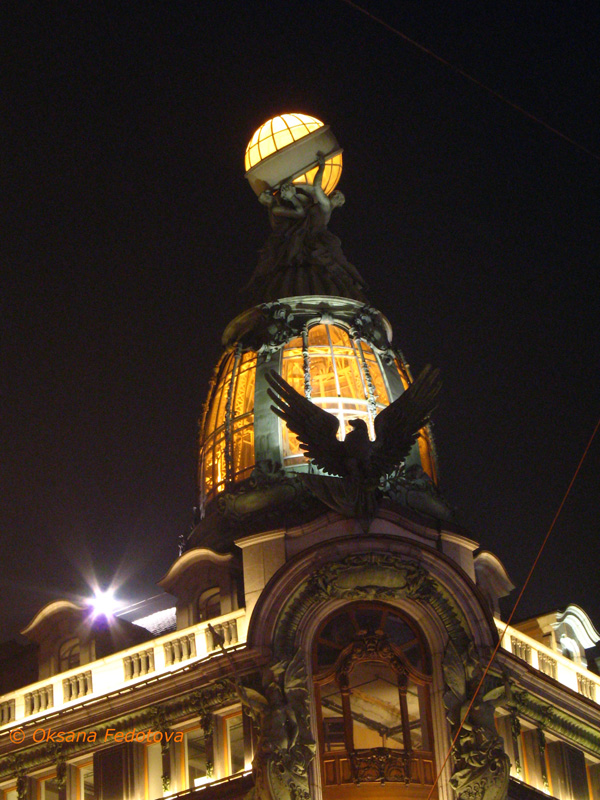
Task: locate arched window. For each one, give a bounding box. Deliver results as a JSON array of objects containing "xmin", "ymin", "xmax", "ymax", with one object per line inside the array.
[
  {"xmin": 58, "ymin": 638, "xmax": 80, "ymax": 672},
  {"xmin": 198, "ymin": 588, "xmax": 221, "ymax": 622},
  {"xmin": 199, "ymin": 350, "xmax": 257, "ymax": 502},
  {"xmin": 313, "ymin": 604, "xmax": 435, "ymax": 793},
  {"xmin": 281, "ymin": 324, "xmax": 390, "ymax": 466}
]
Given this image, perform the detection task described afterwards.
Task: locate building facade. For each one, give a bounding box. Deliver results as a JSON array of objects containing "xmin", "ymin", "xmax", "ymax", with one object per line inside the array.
[{"xmin": 1, "ymin": 115, "xmax": 599, "ymax": 800}]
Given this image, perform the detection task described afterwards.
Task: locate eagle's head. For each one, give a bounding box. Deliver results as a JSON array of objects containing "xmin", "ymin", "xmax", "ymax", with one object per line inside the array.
[{"xmin": 348, "ymin": 418, "xmax": 368, "ymax": 432}]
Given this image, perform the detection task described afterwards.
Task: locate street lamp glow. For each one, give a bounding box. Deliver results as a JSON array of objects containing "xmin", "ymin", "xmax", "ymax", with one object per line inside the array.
[{"xmin": 90, "ymin": 589, "xmax": 120, "ymax": 619}]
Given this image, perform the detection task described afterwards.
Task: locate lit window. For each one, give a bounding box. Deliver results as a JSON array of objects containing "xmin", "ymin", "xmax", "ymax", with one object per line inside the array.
[
  {"xmin": 223, "ymin": 712, "xmax": 244, "ymax": 776},
  {"xmin": 37, "ymin": 776, "xmax": 59, "ymax": 800},
  {"xmin": 77, "ymin": 762, "xmax": 94, "ymax": 800},
  {"xmin": 145, "ymin": 742, "xmax": 164, "ymax": 799},
  {"xmin": 2, "ymin": 787, "xmax": 17, "ymax": 800},
  {"xmin": 281, "ymin": 324, "xmax": 390, "ymax": 466},
  {"xmin": 314, "ymin": 604, "xmax": 433, "ymax": 790},
  {"xmin": 58, "ymin": 638, "xmax": 80, "ymax": 672},
  {"xmin": 185, "ymin": 727, "xmax": 209, "ymax": 787},
  {"xmin": 200, "ymin": 351, "xmax": 256, "ymax": 503}
]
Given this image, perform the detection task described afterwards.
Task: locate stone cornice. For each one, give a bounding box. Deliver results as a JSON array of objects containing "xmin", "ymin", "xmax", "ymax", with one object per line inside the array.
[
  {"xmin": 0, "ymin": 646, "xmax": 269, "ymax": 778},
  {"xmin": 497, "ymin": 650, "xmax": 600, "ymax": 756}
]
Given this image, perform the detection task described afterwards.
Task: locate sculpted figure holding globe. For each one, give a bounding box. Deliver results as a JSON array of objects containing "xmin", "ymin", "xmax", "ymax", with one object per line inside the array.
[{"xmin": 243, "ymin": 152, "xmax": 367, "ymax": 302}]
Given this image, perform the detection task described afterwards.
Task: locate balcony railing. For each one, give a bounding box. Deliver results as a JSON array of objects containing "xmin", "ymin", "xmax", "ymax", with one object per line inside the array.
[
  {"xmin": 24, "ymin": 685, "xmax": 54, "ymax": 715},
  {"xmin": 0, "ymin": 608, "xmax": 246, "ymax": 729},
  {"xmin": 497, "ymin": 621, "xmax": 600, "ymax": 703}
]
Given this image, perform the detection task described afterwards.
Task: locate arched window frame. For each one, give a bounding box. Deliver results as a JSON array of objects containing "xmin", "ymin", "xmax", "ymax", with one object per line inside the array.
[
  {"xmin": 58, "ymin": 637, "xmax": 80, "ymax": 673},
  {"xmin": 280, "ymin": 322, "xmax": 392, "ymax": 465},
  {"xmin": 313, "ymin": 603, "xmax": 434, "ymax": 787},
  {"xmin": 198, "ymin": 587, "xmax": 221, "ymax": 623},
  {"xmin": 199, "ymin": 347, "xmax": 257, "ymax": 505}
]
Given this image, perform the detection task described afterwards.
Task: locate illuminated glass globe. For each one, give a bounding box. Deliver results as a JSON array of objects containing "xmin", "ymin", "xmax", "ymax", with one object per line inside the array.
[
  {"xmin": 198, "ymin": 307, "xmax": 437, "ymax": 511},
  {"xmin": 244, "ymin": 113, "xmax": 343, "ymax": 196}
]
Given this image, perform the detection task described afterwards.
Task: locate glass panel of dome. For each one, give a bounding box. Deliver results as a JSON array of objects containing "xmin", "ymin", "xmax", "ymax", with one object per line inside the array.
[
  {"xmin": 328, "ymin": 325, "xmax": 351, "ymax": 348},
  {"xmin": 232, "ymin": 418, "xmax": 254, "ymax": 480},
  {"xmin": 271, "ymin": 116, "xmax": 287, "ymax": 133},
  {"xmin": 281, "ymin": 336, "xmax": 304, "ymax": 394},
  {"xmin": 258, "ymin": 135, "xmax": 277, "ymax": 162},
  {"xmin": 274, "ymin": 128, "xmax": 295, "ymax": 150},
  {"xmin": 212, "ymin": 432, "xmax": 227, "ymax": 493},
  {"xmin": 297, "ymin": 153, "xmax": 343, "ymax": 195},
  {"xmin": 418, "ymin": 432, "xmax": 436, "ymax": 481},
  {"xmin": 335, "ymin": 354, "xmax": 366, "ymax": 400},
  {"xmin": 307, "ymin": 324, "xmax": 329, "ymax": 347},
  {"xmin": 203, "ymin": 355, "xmax": 230, "ymax": 437},
  {"xmin": 359, "ymin": 342, "xmax": 390, "ymax": 404},
  {"xmin": 231, "ymin": 352, "xmax": 256, "ymax": 417},
  {"xmin": 283, "ymin": 428, "xmax": 304, "ymax": 465}
]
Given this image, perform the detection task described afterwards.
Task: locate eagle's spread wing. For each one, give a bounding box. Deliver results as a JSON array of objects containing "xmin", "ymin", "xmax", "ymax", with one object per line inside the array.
[
  {"xmin": 370, "ymin": 365, "xmax": 441, "ymax": 480},
  {"xmin": 265, "ymin": 370, "xmax": 346, "ymax": 477}
]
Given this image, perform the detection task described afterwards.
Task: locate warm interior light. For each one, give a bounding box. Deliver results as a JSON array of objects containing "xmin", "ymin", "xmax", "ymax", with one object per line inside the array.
[
  {"xmin": 244, "ymin": 114, "xmax": 342, "ymax": 195},
  {"xmin": 245, "ymin": 114, "xmax": 324, "ymax": 170},
  {"xmin": 90, "ymin": 589, "xmax": 120, "ymax": 619}
]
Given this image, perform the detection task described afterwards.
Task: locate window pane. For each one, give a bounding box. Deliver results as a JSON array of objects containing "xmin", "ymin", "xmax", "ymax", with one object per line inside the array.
[
  {"xmin": 187, "ymin": 729, "xmax": 208, "ymax": 786},
  {"xmin": 319, "ymin": 612, "xmax": 356, "ymax": 651},
  {"xmin": 40, "ymin": 779, "xmax": 60, "ymax": 800},
  {"xmin": 408, "ymin": 682, "xmax": 428, "ymax": 751},
  {"xmin": 58, "ymin": 638, "xmax": 80, "ymax": 671},
  {"xmin": 349, "ymin": 662, "xmax": 403, "ymax": 750},
  {"xmin": 226, "ymin": 714, "xmax": 244, "ymax": 775},
  {"xmin": 402, "ymin": 642, "xmax": 424, "ymax": 672},
  {"xmin": 384, "ymin": 615, "xmax": 417, "ymax": 648},
  {"xmin": 232, "ymin": 418, "xmax": 254, "ymax": 479},
  {"xmin": 360, "ymin": 342, "xmax": 389, "ymax": 404},
  {"xmin": 281, "ymin": 337, "xmax": 304, "ymax": 393},
  {"xmin": 80, "ymin": 764, "xmax": 94, "ymax": 800},
  {"xmin": 321, "ymin": 682, "xmax": 345, "ymax": 751},
  {"xmin": 352, "ymin": 608, "xmax": 384, "ymax": 634},
  {"xmin": 146, "ymin": 743, "xmax": 163, "ymax": 799}
]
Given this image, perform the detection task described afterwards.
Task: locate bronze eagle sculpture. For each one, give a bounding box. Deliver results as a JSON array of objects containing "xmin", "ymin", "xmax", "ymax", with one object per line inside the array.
[{"xmin": 265, "ymin": 365, "xmax": 441, "ymax": 528}]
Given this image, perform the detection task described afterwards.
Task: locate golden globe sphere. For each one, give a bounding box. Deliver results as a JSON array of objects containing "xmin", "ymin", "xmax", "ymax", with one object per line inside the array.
[{"xmin": 244, "ymin": 113, "xmax": 343, "ymax": 196}]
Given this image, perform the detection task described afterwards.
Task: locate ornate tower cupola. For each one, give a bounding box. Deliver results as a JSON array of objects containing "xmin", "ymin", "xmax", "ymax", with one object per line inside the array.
[{"xmin": 190, "ymin": 115, "xmax": 448, "ymax": 551}]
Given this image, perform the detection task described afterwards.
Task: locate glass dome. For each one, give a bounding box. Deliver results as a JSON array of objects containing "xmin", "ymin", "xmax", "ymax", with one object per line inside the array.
[
  {"xmin": 244, "ymin": 114, "xmax": 343, "ymax": 196},
  {"xmin": 198, "ymin": 320, "xmax": 437, "ymax": 509}
]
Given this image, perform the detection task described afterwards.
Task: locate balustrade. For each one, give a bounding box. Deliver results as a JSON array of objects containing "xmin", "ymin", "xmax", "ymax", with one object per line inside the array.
[
  {"xmin": 123, "ymin": 648, "xmax": 155, "ymax": 680},
  {"xmin": 0, "ymin": 699, "xmax": 15, "ymax": 725},
  {"xmin": 24, "ymin": 685, "xmax": 54, "ymax": 715},
  {"xmin": 63, "ymin": 671, "xmax": 93, "ymax": 702},
  {"xmin": 205, "ymin": 619, "xmax": 238, "ymax": 652},
  {"xmin": 164, "ymin": 633, "xmax": 196, "ymax": 665}
]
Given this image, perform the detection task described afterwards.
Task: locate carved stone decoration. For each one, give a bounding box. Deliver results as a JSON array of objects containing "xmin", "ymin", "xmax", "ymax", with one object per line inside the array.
[
  {"xmin": 231, "ymin": 650, "xmax": 316, "ymax": 800},
  {"xmin": 348, "ymin": 306, "xmax": 392, "ymax": 354},
  {"xmin": 349, "ymin": 748, "xmax": 411, "ymax": 784},
  {"xmin": 443, "ymin": 641, "xmax": 510, "ymax": 800},
  {"xmin": 509, "ymin": 712, "xmax": 522, "ymax": 777},
  {"xmin": 273, "ymin": 551, "xmax": 471, "ymax": 661},
  {"xmin": 307, "ymin": 552, "xmax": 434, "ymax": 604},
  {"xmin": 382, "ymin": 465, "xmax": 455, "ymax": 522}
]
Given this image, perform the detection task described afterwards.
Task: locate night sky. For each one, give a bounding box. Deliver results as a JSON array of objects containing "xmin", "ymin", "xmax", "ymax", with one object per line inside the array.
[{"xmin": 2, "ymin": 2, "xmax": 599, "ymax": 644}]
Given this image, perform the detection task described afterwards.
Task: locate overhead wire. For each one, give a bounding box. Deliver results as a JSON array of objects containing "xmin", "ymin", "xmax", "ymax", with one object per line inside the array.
[
  {"xmin": 338, "ymin": 0, "xmax": 600, "ymax": 163},
  {"xmin": 425, "ymin": 413, "xmax": 600, "ymax": 800},
  {"xmin": 335, "ymin": 3, "xmax": 600, "ymax": 794}
]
